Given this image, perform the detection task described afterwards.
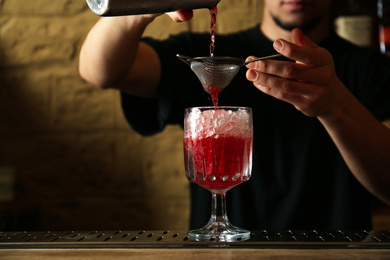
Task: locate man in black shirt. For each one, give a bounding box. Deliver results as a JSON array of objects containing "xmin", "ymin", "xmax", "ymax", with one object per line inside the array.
[{"xmin": 79, "ymin": 0, "xmax": 390, "ymax": 230}]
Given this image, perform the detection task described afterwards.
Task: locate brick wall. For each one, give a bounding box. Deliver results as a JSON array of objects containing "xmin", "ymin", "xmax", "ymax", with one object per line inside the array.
[{"xmin": 0, "ymin": 0, "xmax": 263, "ymax": 231}]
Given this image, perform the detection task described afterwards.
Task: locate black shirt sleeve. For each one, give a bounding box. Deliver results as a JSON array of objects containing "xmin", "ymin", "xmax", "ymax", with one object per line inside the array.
[{"xmin": 120, "ymin": 32, "xmax": 213, "ymax": 136}]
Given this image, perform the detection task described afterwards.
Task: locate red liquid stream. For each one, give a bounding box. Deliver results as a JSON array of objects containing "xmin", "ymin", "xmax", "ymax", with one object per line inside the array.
[
  {"xmin": 184, "ymin": 135, "xmax": 252, "ymax": 194},
  {"xmin": 207, "ymin": 6, "xmax": 220, "ymax": 106},
  {"xmin": 209, "ymin": 6, "xmax": 217, "ymax": 57},
  {"xmin": 204, "ymin": 85, "xmax": 220, "ymax": 106}
]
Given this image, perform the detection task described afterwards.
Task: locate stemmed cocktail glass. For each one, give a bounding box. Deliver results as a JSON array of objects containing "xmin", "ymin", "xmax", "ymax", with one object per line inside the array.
[{"xmin": 183, "ymin": 106, "xmax": 253, "ymax": 242}]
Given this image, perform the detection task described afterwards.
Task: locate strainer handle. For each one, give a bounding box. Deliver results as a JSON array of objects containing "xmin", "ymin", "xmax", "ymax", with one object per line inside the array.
[
  {"xmin": 176, "ymin": 54, "xmax": 196, "ymax": 65},
  {"xmin": 242, "ymin": 53, "xmax": 283, "ymax": 66}
]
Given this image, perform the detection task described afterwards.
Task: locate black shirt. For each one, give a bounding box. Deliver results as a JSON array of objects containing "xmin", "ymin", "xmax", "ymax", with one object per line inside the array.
[{"xmin": 121, "ymin": 25, "xmax": 390, "ymax": 230}]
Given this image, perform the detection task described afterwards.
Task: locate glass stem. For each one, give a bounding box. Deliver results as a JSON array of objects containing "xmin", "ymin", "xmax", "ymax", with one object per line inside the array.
[{"xmin": 210, "ymin": 192, "xmax": 229, "ymax": 224}]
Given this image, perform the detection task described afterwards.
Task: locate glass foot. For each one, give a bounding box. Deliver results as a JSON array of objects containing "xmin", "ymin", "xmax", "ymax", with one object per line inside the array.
[{"xmin": 188, "ymin": 221, "xmax": 251, "ymax": 242}]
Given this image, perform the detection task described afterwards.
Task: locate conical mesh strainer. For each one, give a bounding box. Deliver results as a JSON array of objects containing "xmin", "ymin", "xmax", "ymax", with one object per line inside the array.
[{"xmin": 177, "ymin": 53, "xmax": 282, "ymax": 94}]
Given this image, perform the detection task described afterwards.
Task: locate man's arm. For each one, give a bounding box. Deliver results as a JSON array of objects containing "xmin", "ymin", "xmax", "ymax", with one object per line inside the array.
[
  {"xmin": 318, "ymin": 99, "xmax": 390, "ymax": 206},
  {"xmin": 245, "ymin": 28, "xmax": 390, "ymax": 205},
  {"xmin": 79, "ymin": 11, "xmax": 193, "ymax": 98}
]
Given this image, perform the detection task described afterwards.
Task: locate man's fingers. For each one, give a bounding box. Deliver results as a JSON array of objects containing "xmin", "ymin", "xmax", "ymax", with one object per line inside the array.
[
  {"xmin": 167, "ymin": 10, "xmax": 193, "ymax": 22},
  {"xmin": 246, "ymin": 69, "xmax": 321, "ymax": 96},
  {"xmin": 246, "ymin": 59, "xmax": 331, "ymax": 85},
  {"xmin": 273, "ymin": 39, "xmax": 327, "ymax": 66},
  {"xmin": 291, "ymin": 28, "xmax": 318, "ymax": 48},
  {"xmin": 272, "ymin": 29, "xmax": 331, "ymax": 66}
]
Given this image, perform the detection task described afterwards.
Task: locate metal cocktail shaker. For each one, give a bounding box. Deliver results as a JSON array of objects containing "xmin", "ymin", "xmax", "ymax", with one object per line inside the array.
[{"xmin": 86, "ymin": 0, "xmax": 221, "ymax": 16}]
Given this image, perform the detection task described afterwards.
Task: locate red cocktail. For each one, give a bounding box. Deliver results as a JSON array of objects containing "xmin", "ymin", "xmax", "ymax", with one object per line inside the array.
[
  {"xmin": 184, "ymin": 133, "xmax": 252, "ymax": 193},
  {"xmin": 183, "ymin": 106, "xmax": 253, "ymax": 242}
]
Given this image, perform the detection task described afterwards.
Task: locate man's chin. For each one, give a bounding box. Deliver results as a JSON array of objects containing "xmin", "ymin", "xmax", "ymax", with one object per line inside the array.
[{"xmin": 272, "ymin": 15, "xmax": 322, "ymax": 33}]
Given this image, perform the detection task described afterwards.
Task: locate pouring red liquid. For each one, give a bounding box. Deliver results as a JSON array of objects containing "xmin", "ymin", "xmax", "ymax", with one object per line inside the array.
[
  {"xmin": 207, "ymin": 6, "xmax": 220, "ymax": 106},
  {"xmin": 209, "ymin": 6, "xmax": 217, "ymax": 57}
]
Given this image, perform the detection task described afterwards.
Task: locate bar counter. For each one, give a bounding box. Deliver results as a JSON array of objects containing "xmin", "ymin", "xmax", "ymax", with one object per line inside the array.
[
  {"xmin": 1, "ymin": 230, "xmax": 389, "ymax": 259},
  {"xmin": 1, "ymin": 248, "xmax": 390, "ymax": 259}
]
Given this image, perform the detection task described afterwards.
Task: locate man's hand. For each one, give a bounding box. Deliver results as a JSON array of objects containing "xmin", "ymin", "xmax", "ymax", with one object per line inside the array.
[
  {"xmin": 166, "ymin": 10, "xmax": 194, "ymax": 22},
  {"xmin": 245, "ymin": 28, "xmax": 347, "ymax": 119},
  {"xmin": 246, "ymin": 28, "xmax": 390, "ymax": 205}
]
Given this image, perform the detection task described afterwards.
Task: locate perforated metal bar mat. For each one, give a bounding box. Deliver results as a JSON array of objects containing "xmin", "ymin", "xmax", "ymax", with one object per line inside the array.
[{"xmin": 1, "ymin": 230, "xmax": 390, "ymax": 249}]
